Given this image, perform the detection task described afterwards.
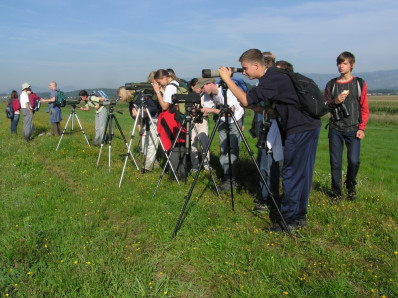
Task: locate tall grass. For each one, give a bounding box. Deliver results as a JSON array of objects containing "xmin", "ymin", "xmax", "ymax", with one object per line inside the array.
[{"xmin": 0, "ymin": 97, "xmax": 397, "ymax": 297}]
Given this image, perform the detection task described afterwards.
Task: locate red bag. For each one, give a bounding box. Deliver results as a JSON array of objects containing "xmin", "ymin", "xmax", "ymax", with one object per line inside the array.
[{"xmin": 157, "ymin": 108, "xmax": 186, "ymax": 151}]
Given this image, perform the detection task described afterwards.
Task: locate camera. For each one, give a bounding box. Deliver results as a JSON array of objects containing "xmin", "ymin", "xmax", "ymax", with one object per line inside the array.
[
  {"xmin": 256, "ymin": 114, "xmax": 272, "ymax": 149},
  {"xmin": 172, "ymin": 93, "xmax": 201, "ymax": 105},
  {"xmin": 66, "ymin": 98, "xmax": 81, "ymax": 105},
  {"xmin": 125, "ymin": 82, "xmax": 153, "ymax": 93},
  {"xmin": 202, "ymin": 67, "xmax": 243, "ymax": 78},
  {"xmin": 99, "ymin": 98, "xmax": 119, "ymax": 107},
  {"xmin": 332, "ymin": 102, "xmax": 350, "ymax": 121}
]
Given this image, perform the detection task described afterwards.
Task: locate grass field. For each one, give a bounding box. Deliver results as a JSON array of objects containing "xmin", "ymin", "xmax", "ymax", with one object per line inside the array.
[{"xmin": 1, "ymin": 96, "xmax": 397, "ymax": 297}]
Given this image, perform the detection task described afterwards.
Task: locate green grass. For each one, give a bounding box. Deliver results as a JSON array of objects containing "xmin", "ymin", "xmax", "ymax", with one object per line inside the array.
[{"xmin": 1, "ymin": 99, "xmax": 397, "ymax": 297}]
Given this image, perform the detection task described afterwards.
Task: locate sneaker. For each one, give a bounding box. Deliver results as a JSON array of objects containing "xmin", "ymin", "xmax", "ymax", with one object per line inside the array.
[
  {"xmin": 262, "ymin": 222, "xmax": 284, "ymax": 233},
  {"xmin": 347, "ymin": 186, "xmax": 356, "ymax": 201},
  {"xmin": 253, "ymin": 203, "xmax": 267, "ymax": 213},
  {"xmin": 296, "ymin": 219, "xmax": 307, "ymax": 228},
  {"xmin": 190, "ymin": 168, "xmax": 199, "ymax": 173}
]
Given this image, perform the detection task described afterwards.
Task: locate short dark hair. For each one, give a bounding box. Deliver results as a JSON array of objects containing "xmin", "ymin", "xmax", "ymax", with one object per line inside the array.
[
  {"xmin": 79, "ymin": 90, "xmax": 89, "ymax": 97},
  {"xmin": 239, "ymin": 49, "xmax": 265, "ymax": 66},
  {"xmin": 276, "ymin": 60, "xmax": 294, "ymax": 72},
  {"xmin": 337, "ymin": 51, "xmax": 355, "ymax": 66}
]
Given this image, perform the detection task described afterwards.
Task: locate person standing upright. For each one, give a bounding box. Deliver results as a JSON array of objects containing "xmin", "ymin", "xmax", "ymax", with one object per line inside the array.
[
  {"xmin": 324, "ymin": 51, "xmax": 369, "ymax": 201},
  {"xmin": 19, "ymin": 83, "xmax": 34, "ymax": 141},
  {"xmin": 40, "ymin": 81, "xmax": 62, "ymax": 136}
]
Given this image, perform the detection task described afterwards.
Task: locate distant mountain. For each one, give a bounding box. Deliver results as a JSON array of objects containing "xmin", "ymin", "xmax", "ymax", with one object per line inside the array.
[
  {"xmin": 1, "ymin": 70, "xmax": 398, "ymax": 99},
  {"xmin": 219, "ymin": 69, "xmax": 398, "ymax": 93},
  {"xmin": 305, "ymin": 69, "xmax": 398, "ymax": 92}
]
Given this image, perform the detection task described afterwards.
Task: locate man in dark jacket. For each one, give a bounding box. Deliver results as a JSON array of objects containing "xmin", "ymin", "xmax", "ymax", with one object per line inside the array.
[{"xmin": 219, "ymin": 49, "xmax": 321, "ymax": 233}]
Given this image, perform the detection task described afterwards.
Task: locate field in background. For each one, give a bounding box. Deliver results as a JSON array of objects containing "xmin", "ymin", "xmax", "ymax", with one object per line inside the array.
[{"xmin": 0, "ymin": 97, "xmax": 397, "ymax": 296}]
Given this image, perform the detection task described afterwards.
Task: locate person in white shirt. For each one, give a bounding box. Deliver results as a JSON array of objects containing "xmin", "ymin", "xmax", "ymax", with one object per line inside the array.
[
  {"xmin": 197, "ymin": 77, "xmax": 244, "ymax": 190},
  {"xmin": 152, "ymin": 69, "xmax": 186, "ymax": 180},
  {"xmin": 19, "ymin": 82, "xmax": 34, "ymax": 141}
]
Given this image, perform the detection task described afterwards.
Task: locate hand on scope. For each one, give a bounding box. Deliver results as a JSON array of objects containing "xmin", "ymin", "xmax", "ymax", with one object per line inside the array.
[{"xmin": 218, "ymin": 66, "xmax": 232, "ymax": 82}]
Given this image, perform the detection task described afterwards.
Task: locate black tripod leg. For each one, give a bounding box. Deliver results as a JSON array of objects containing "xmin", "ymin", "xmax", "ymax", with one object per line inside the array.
[
  {"xmin": 192, "ymin": 123, "xmax": 220, "ymax": 197},
  {"xmin": 172, "ymin": 115, "xmax": 223, "ymax": 238},
  {"xmin": 229, "ymin": 113, "xmax": 294, "ymax": 240},
  {"xmin": 113, "ymin": 113, "xmax": 139, "ymax": 169},
  {"xmin": 152, "ymin": 119, "xmax": 187, "ymax": 199}
]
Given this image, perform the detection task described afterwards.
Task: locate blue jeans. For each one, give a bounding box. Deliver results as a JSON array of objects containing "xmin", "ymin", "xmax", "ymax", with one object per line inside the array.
[
  {"xmin": 257, "ymin": 148, "xmax": 280, "ymax": 207},
  {"xmin": 281, "ymin": 127, "xmax": 320, "ymax": 225},
  {"xmin": 218, "ymin": 118, "xmax": 242, "ymax": 181},
  {"xmin": 11, "ymin": 114, "xmax": 20, "ymax": 133},
  {"xmin": 328, "ymin": 128, "xmax": 360, "ymax": 196}
]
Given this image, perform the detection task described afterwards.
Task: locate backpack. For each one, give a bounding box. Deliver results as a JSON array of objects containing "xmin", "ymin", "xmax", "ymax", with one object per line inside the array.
[
  {"xmin": 29, "ymin": 92, "xmax": 40, "ymax": 112},
  {"xmin": 269, "ymin": 68, "xmax": 328, "ymax": 119},
  {"xmin": 91, "ymin": 90, "xmax": 109, "ymax": 101},
  {"xmin": 216, "ymin": 77, "xmax": 249, "ymax": 94},
  {"xmin": 54, "ymin": 90, "xmax": 66, "ymax": 108},
  {"xmin": 5, "ymin": 102, "xmax": 14, "ymax": 119},
  {"xmin": 169, "ymin": 82, "xmax": 189, "ymax": 122}
]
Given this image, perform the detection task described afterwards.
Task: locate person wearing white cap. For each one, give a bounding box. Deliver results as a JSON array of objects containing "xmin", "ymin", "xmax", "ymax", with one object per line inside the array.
[{"xmin": 19, "ymin": 82, "xmax": 34, "ymax": 141}]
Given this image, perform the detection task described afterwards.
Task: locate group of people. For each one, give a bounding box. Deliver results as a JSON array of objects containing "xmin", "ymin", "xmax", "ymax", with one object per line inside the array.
[
  {"xmin": 7, "ymin": 81, "xmax": 62, "ymax": 141},
  {"xmin": 7, "ymin": 49, "xmax": 369, "ymax": 234},
  {"xmin": 217, "ymin": 49, "xmax": 368, "ymax": 233}
]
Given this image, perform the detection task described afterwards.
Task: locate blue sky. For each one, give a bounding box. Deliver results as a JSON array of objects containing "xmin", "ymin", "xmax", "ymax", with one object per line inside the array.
[{"xmin": 1, "ymin": 0, "xmax": 397, "ymax": 93}]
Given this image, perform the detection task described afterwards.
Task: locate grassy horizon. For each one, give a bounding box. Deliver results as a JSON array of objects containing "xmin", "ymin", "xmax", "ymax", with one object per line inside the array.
[{"xmin": 1, "ymin": 98, "xmax": 397, "ymax": 297}]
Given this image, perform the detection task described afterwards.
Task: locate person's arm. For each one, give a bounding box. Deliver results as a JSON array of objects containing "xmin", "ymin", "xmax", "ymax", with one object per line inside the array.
[
  {"xmin": 152, "ymin": 82, "xmax": 170, "ymax": 111},
  {"xmin": 218, "ymin": 66, "xmax": 249, "ymax": 106},
  {"xmin": 357, "ymin": 82, "xmax": 369, "ymax": 139},
  {"xmin": 40, "ymin": 96, "xmax": 56, "ymax": 103}
]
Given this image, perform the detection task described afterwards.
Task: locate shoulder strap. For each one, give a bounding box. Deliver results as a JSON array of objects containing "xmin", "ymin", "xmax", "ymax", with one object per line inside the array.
[
  {"xmin": 356, "ymin": 77, "xmax": 364, "ymax": 100},
  {"xmin": 330, "ymin": 78, "xmax": 338, "ymax": 97}
]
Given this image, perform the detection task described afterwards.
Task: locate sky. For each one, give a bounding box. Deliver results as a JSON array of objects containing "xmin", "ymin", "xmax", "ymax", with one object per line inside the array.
[{"xmin": 1, "ymin": 0, "xmax": 398, "ymax": 93}]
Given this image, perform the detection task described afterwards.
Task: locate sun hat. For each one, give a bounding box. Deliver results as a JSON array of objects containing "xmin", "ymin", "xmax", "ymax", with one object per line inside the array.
[{"xmin": 22, "ymin": 82, "xmax": 31, "ymax": 90}]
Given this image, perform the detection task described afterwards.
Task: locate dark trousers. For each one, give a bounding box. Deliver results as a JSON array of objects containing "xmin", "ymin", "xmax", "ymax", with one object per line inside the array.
[
  {"xmin": 280, "ymin": 127, "xmax": 320, "ymax": 225},
  {"xmin": 169, "ymin": 144, "xmax": 187, "ymax": 180},
  {"xmin": 328, "ymin": 128, "xmax": 360, "ymax": 196}
]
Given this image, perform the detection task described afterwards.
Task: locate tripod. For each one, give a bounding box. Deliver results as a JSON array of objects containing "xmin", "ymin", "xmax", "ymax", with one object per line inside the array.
[
  {"xmin": 152, "ymin": 104, "xmax": 220, "ymax": 199},
  {"xmin": 97, "ymin": 105, "xmax": 138, "ymax": 173},
  {"xmin": 172, "ymin": 80, "xmax": 293, "ymax": 239},
  {"xmin": 119, "ymin": 96, "xmax": 180, "ymax": 187},
  {"xmin": 56, "ymin": 104, "xmax": 90, "ymax": 151}
]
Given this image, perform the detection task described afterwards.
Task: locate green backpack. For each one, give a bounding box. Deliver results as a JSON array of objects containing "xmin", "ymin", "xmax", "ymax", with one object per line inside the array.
[
  {"xmin": 55, "ymin": 90, "xmax": 66, "ymax": 108},
  {"xmin": 169, "ymin": 82, "xmax": 189, "ymax": 121}
]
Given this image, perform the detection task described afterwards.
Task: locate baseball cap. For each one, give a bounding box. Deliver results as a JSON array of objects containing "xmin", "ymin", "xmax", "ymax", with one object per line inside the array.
[{"xmin": 195, "ymin": 77, "xmax": 215, "ymax": 89}]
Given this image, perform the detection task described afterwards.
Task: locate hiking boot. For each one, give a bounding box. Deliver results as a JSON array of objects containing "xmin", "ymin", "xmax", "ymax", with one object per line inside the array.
[
  {"xmin": 347, "ymin": 185, "xmax": 356, "ymax": 201},
  {"xmin": 253, "ymin": 203, "xmax": 267, "ymax": 213},
  {"xmin": 262, "ymin": 222, "xmax": 284, "ymax": 233}
]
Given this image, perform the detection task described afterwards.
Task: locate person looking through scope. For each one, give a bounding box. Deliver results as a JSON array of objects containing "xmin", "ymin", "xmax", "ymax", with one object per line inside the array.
[
  {"xmin": 118, "ymin": 73, "xmax": 161, "ymax": 173},
  {"xmin": 218, "ymin": 49, "xmax": 321, "ymax": 234},
  {"xmin": 152, "ymin": 69, "xmax": 187, "ymax": 180},
  {"xmin": 78, "ymin": 90, "xmax": 107, "ymax": 146},
  {"xmin": 188, "ymin": 78, "xmax": 213, "ymax": 172},
  {"xmin": 196, "ymin": 77, "xmax": 245, "ymax": 190}
]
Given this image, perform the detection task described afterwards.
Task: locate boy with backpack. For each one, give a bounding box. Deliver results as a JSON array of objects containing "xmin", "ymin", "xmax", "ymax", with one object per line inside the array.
[
  {"xmin": 324, "ymin": 51, "xmax": 369, "ymax": 201},
  {"xmin": 219, "ymin": 49, "xmax": 321, "ymax": 233},
  {"xmin": 40, "ymin": 81, "xmax": 62, "ymax": 136}
]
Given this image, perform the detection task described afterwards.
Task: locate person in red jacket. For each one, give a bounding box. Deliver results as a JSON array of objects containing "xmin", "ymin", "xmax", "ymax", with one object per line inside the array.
[
  {"xmin": 9, "ymin": 90, "xmax": 21, "ymax": 133},
  {"xmin": 324, "ymin": 51, "xmax": 369, "ymax": 201}
]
